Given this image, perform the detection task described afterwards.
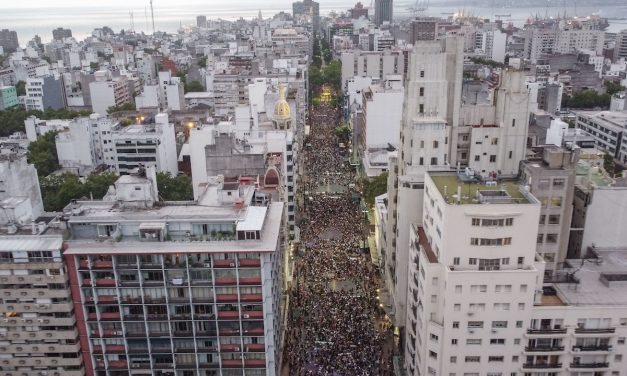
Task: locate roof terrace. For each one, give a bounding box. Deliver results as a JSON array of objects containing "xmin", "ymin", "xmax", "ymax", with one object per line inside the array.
[{"xmin": 429, "ymin": 172, "xmax": 533, "ymax": 205}]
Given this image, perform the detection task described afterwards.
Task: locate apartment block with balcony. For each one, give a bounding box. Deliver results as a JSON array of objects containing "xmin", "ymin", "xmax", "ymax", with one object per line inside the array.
[
  {"xmin": 0, "ymin": 235, "xmax": 85, "ymax": 376},
  {"xmin": 404, "ymin": 171, "xmax": 544, "ymax": 376},
  {"xmin": 62, "ymin": 170, "xmax": 284, "ymax": 376}
]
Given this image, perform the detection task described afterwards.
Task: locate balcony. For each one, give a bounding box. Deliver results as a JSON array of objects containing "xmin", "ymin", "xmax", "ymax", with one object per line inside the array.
[
  {"xmin": 171, "ymin": 314, "xmax": 193, "ymax": 320},
  {"xmin": 79, "ymin": 260, "xmax": 90, "ymax": 269},
  {"xmin": 127, "ymin": 347, "xmax": 150, "ymax": 353},
  {"xmin": 574, "ymin": 327, "xmax": 616, "ymax": 334},
  {"xmin": 109, "ymin": 361, "xmax": 129, "ymax": 369},
  {"xmin": 152, "ymin": 346, "xmax": 173, "ymax": 353},
  {"xmin": 95, "ymin": 329, "xmax": 123, "ymax": 337},
  {"xmin": 82, "ymin": 279, "xmax": 92, "ymax": 287},
  {"xmin": 148, "ymin": 331, "xmax": 171, "ymax": 337},
  {"xmin": 241, "ymin": 294, "xmax": 263, "ymax": 302},
  {"xmin": 572, "ymin": 345, "xmax": 612, "ymax": 352},
  {"xmin": 196, "ymin": 347, "xmax": 218, "ymax": 353},
  {"xmin": 216, "ymin": 294, "xmax": 239, "ymax": 303},
  {"xmin": 105, "ymin": 345, "xmax": 126, "ymax": 353},
  {"xmin": 525, "ymin": 346, "xmax": 565, "ymax": 352},
  {"xmin": 100, "ymin": 312, "xmax": 121, "ymax": 320},
  {"xmin": 215, "ymin": 277, "xmax": 238, "ymax": 286},
  {"xmin": 172, "ymin": 331, "xmax": 194, "ymax": 337},
  {"xmin": 196, "ymin": 330, "xmax": 218, "ymax": 337},
  {"xmin": 124, "ymin": 314, "xmax": 145, "ymax": 321},
  {"xmin": 221, "ymin": 344, "xmax": 242, "ymax": 352},
  {"xmin": 522, "ymin": 362, "xmax": 562, "ymax": 369},
  {"xmin": 199, "ymin": 362, "xmax": 220, "ymax": 368},
  {"xmin": 245, "ymin": 344, "xmax": 265, "ymax": 352},
  {"xmin": 119, "ymin": 280, "xmax": 141, "ymax": 287},
  {"xmin": 246, "ymin": 327, "xmax": 264, "ymax": 336},
  {"xmin": 527, "ymin": 327, "xmax": 568, "ymax": 334},
  {"xmin": 214, "ymin": 259, "xmax": 237, "ymax": 268},
  {"xmin": 242, "ymin": 311, "xmax": 263, "ymax": 320},
  {"xmin": 218, "ymin": 311, "xmax": 240, "ymax": 320},
  {"xmin": 95, "ymin": 278, "xmax": 116, "ymax": 287},
  {"xmin": 93, "ymin": 260, "xmax": 114, "ymax": 269},
  {"xmin": 240, "ymin": 277, "xmax": 262, "ymax": 285},
  {"xmin": 239, "ymin": 259, "xmax": 261, "ymax": 267},
  {"xmin": 219, "ymin": 328, "xmax": 241, "ymax": 336},
  {"xmin": 96, "ymin": 295, "xmax": 118, "ymax": 304},
  {"xmin": 222, "ymin": 359, "xmax": 243, "ymax": 368},
  {"xmin": 145, "ymin": 314, "xmax": 168, "ymax": 321},
  {"xmin": 570, "ymin": 362, "xmax": 610, "ymax": 369},
  {"xmin": 245, "ymin": 359, "xmax": 266, "ymax": 367}
]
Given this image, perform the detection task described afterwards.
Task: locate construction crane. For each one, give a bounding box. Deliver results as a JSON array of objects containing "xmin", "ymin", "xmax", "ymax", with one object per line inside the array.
[{"xmin": 406, "ymin": 0, "xmax": 429, "ymax": 18}]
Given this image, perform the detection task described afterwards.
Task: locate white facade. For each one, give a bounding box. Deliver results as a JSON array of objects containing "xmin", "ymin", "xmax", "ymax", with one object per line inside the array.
[
  {"xmin": 361, "ymin": 77, "xmax": 404, "ymax": 150},
  {"xmin": 157, "ymin": 71, "xmax": 185, "ymax": 111},
  {"xmin": 89, "ymin": 70, "xmax": 131, "ymax": 115},
  {"xmin": 113, "ymin": 113, "xmax": 178, "ymax": 175},
  {"xmin": 55, "ymin": 120, "xmax": 97, "ymax": 174},
  {"xmin": 0, "ymin": 152, "xmax": 44, "ymax": 223}
]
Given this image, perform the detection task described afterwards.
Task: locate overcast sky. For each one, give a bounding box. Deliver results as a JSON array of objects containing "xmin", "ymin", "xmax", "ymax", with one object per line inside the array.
[{"xmin": 0, "ymin": 0, "xmax": 367, "ymax": 9}]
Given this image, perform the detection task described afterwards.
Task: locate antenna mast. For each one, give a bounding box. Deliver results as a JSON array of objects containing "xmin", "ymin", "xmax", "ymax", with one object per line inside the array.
[{"xmin": 150, "ymin": 0, "xmax": 156, "ymax": 34}]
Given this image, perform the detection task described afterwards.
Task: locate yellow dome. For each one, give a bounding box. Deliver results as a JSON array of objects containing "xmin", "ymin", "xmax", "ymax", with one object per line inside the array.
[{"xmin": 273, "ymin": 84, "xmax": 291, "ymax": 120}]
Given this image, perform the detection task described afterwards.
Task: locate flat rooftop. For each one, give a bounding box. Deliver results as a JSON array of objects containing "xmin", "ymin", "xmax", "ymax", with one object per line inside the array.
[
  {"xmin": 429, "ymin": 172, "xmax": 532, "ymax": 205},
  {"xmin": 553, "ymin": 250, "xmax": 627, "ymax": 306}
]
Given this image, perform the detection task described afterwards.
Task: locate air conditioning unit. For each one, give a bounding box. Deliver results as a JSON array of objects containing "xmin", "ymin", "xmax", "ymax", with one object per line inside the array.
[
  {"xmin": 491, "ymin": 329, "xmax": 497, "ymax": 333},
  {"xmin": 243, "ymin": 314, "xmax": 250, "ymax": 319},
  {"xmin": 468, "ymin": 329, "xmax": 475, "ymax": 333},
  {"xmin": 37, "ymin": 319, "xmax": 44, "ymax": 323},
  {"xmin": 229, "ymin": 262, "xmax": 235, "ymax": 267},
  {"xmin": 573, "ymin": 348, "xmax": 580, "ymax": 352}
]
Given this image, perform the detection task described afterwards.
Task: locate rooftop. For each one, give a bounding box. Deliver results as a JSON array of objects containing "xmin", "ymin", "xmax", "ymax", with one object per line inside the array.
[
  {"xmin": 0, "ymin": 235, "xmax": 63, "ymax": 252},
  {"xmin": 429, "ymin": 172, "xmax": 532, "ymax": 205},
  {"xmin": 553, "ymin": 250, "xmax": 627, "ymax": 306}
]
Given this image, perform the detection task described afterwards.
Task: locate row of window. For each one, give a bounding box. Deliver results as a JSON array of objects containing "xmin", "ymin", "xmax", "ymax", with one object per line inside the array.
[
  {"xmin": 470, "ymin": 237, "xmax": 512, "ymax": 246},
  {"xmin": 471, "ymin": 218, "xmax": 514, "ymax": 227},
  {"xmin": 452, "ymin": 302, "xmax": 526, "ymax": 311},
  {"xmin": 454, "ymin": 284, "xmax": 528, "ymax": 293},
  {"xmin": 452, "ymin": 320, "xmax": 524, "ymax": 329}
]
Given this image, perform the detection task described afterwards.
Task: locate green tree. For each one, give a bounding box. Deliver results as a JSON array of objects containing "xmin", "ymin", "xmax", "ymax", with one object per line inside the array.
[
  {"xmin": 107, "ymin": 102, "xmax": 136, "ymax": 114},
  {"xmin": 40, "ymin": 172, "xmax": 86, "ymax": 211},
  {"xmin": 185, "ymin": 80, "xmax": 205, "ymax": 93},
  {"xmin": 27, "ymin": 131, "xmax": 59, "ymax": 177},
  {"xmin": 362, "ymin": 172, "xmax": 389, "ymax": 208},
  {"xmin": 156, "ymin": 172, "xmax": 193, "ymax": 201},
  {"xmin": 323, "ymin": 60, "xmax": 342, "ymax": 93},
  {"xmin": 15, "ymin": 81, "xmax": 26, "ymax": 96},
  {"xmin": 604, "ymin": 152, "xmax": 615, "ymax": 176},
  {"xmin": 197, "ymin": 56, "xmax": 208, "ymax": 68},
  {"xmin": 562, "ymin": 90, "xmax": 610, "ymax": 109},
  {"xmin": 604, "ymin": 81, "xmax": 625, "ymax": 96},
  {"xmin": 84, "ymin": 171, "xmax": 119, "ymax": 198}
]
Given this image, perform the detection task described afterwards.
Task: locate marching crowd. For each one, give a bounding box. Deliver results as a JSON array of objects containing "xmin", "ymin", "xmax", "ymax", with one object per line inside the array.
[{"xmin": 284, "ymin": 102, "xmax": 392, "ymax": 376}]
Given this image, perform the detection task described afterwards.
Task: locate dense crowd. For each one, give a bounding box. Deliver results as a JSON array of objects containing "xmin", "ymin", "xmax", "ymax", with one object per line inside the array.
[{"xmin": 284, "ymin": 103, "xmax": 392, "ymax": 376}]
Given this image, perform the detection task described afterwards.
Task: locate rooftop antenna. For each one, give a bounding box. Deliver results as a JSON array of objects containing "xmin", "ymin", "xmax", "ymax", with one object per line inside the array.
[
  {"xmin": 150, "ymin": 0, "xmax": 156, "ymax": 34},
  {"xmin": 145, "ymin": 7, "xmax": 149, "ymax": 33},
  {"xmin": 130, "ymin": 11, "xmax": 135, "ymax": 33}
]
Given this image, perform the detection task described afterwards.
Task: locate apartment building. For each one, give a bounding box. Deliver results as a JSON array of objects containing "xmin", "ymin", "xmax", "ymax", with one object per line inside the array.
[
  {"xmin": 405, "ymin": 170, "xmax": 543, "ymax": 375},
  {"xmin": 575, "ymin": 111, "xmax": 627, "ymax": 164},
  {"xmin": 374, "ymin": 0, "xmax": 393, "ymax": 26},
  {"xmin": 63, "ymin": 170, "xmax": 284, "ymax": 376},
  {"xmin": 358, "ymin": 76, "xmax": 404, "ymax": 152},
  {"xmin": 24, "ymin": 75, "xmax": 67, "ymax": 111},
  {"xmin": 0, "ymin": 86, "xmax": 19, "ymax": 110},
  {"xmin": 89, "ymin": 70, "xmax": 132, "ymax": 115},
  {"xmin": 112, "ymin": 113, "xmax": 178, "ymax": 176},
  {"xmin": 340, "ymin": 49, "xmax": 409, "ymax": 93},
  {"xmin": 0, "ymin": 29, "xmax": 19, "ymax": 53},
  {"xmin": 521, "ymin": 146, "xmax": 578, "ymax": 278}
]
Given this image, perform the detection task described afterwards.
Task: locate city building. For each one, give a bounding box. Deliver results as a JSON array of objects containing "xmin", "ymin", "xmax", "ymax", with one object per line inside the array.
[
  {"xmin": 112, "ymin": 113, "xmax": 178, "ymax": 176},
  {"xmin": 615, "ymin": 29, "xmax": 627, "ymax": 62},
  {"xmin": 374, "ymin": 0, "xmax": 393, "ymax": 26},
  {"xmin": 409, "ymin": 18, "xmax": 438, "ymax": 44},
  {"xmin": 292, "ymin": 0, "xmax": 320, "ymax": 32},
  {"xmin": 63, "ymin": 170, "xmax": 284, "ymax": 376},
  {"xmin": 340, "ymin": 49, "xmax": 409, "ymax": 93},
  {"xmin": 0, "ymin": 85, "xmax": 19, "ymax": 110},
  {"xmin": 196, "ymin": 15, "xmax": 208, "ymax": 29},
  {"xmin": 473, "ymin": 28, "xmax": 507, "ymax": 63},
  {"xmin": 52, "ymin": 27, "xmax": 73, "ymax": 40},
  {"xmin": 24, "ymin": 75, "xmax": 67, "ymax": 111},
  {"xmin": 0, "ymin": 29, "xmax": 19, "ymax": 53},
  {"xmin": 520, "ymin": 146, "xmax": 578, "ymax": 278},
  {"xmin": 135, "ymin": 71, "xmax": 185, "ymax": 111},
  {"xmin": 357, "ymin": 76, "xmax": 404, "ymax": 152},
  {"xmin": 405, "ymin": 169, "xmax": 627, "ymax": 375},
  {"xmin": 575, "ymin": 110, "xmax": 627, "ymax": 164},
  {"xmin": 89, "ymin": 70, "xmax": 133, "ymax": 115},
  {"xmin": 0, "ymin": 143, "xmax": 45, "ymax": 223},
  {"xmin": 349, "ymin": 2, "xmax": 369, "ymax": 19}
]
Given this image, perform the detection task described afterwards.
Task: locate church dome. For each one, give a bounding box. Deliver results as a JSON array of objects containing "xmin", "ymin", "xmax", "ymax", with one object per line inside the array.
[{"xmin": 273, "ymin": 84, "xmax": 291, "ymax": 120}]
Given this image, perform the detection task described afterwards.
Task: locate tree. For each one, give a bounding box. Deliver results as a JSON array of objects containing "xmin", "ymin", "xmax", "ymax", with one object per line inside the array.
[
  {"xmin": 156, "ymin": 172, "xmax": 193, "ymax": 201},
  {"xmin": 0, "ymin": 107, "xmax": 91, "ymax": 137},
  {"xmin": 603, "ymin": 152, "xmax": 615, "ymax": 176},
  {"xmin": 362, "ymin": 172, "xmax": 389, "ymax": 208},
  {"xmin": 604, "ymin": 81, "xmax": 625, "ymax": 96},
  {"xmin": 27, "ymin": 131, "xmax": 59, "ymax": 177},
  {"xmin": 84, "ymin": 171, "xmax": 118, "ymax": 198},
  {"xmin": 197, "ymin": 56, "xmax": 208, "ymax": 68},
  {"xmin": 323, "ymin": 60, "xmax": 342, "ymax": 93},
  {"xmin": 185, "ymin": 80, "xmax": 205, "ymax": 93},
  {"xmin": 562, "ymin": 90, "xmax": 610, "ymax": 109},
  {"xmin": 15, "ymin": 80, "xmax": 26, "ymax": 96},
  {"xmin": 40, "ymin": 172, "xmax": 85, "ymax": 211},
  {"xmin": 107, "ymin": 102, "xmax": 136, "ymax": 114}
]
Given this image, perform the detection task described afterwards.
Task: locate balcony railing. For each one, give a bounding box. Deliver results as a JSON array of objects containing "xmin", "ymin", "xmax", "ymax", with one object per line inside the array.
[
  {"xmin": 527, "ymin": 327, "xmax": 567, "ymax": 334},
  {"xmin": 239, "ymin": 259, "xmax": 261, "ymax": 267},
  {"xmin": 525, "ymin": 346, "xmax": 565, "ymax": 352},
  {"xmin": 574, "ymin": 327, "xmax": 615, "ymax": 334},
  {"xmin": 522, "ymin": 362, "xmax": 562, "ymax": 369},
  {"xmin": 244, "ymin": 359, "xmax": 266, "ymax": 367},
  {"xmin": 570, "ymin": 362, "xmax": 610, "ymax": 369},
  {"xmin": 572, "ymin": 345, "xmax": 611, "ymax": 352}
]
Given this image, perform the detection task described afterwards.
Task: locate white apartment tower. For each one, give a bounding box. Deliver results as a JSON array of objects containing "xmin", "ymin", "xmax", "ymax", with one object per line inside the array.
[
  {"xmin": 405, "ymin": 171, "xmax": 544, "ymax": 376},
  {"xmin": 383, "ymin": 35, "xmax": 463, "ymax": 327}
]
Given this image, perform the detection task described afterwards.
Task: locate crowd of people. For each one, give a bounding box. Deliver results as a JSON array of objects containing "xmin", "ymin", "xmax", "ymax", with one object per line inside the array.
[{"xmin": 284, "ymin": 102, "xmax": 392, "ymax": 376}]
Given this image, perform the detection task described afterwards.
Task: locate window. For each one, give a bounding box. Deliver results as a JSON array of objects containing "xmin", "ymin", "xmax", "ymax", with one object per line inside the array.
[
  {"xmin": 469, "ymin": 303, "xmax": 485, "ymax": 311},
  {"xmin": 617, "ymin": 337, "xmax": 626, "ymax": 345},
  {"xmin": 420, "ymin": 70, "xmax": 425, "ymax": 78},
  {"xmin": 454, "ymin": 304, "xmax": 461, "ymax": 311},
  {"xmin": 453, "ymin": 321, "xmax": 459, "ymax": 328},
  {"xmin": 492, "ymin": 321, "xmax": 508, "ymax": 328},
  {"xmin": 518, "ymin": 303, "xmax": 525, "ymax": 311},
  {"xmin": 453, "ymin": 257, "xmax": 460, "ymax": 266},
  {"xmin": 430, "ymin": 333, "xmax": 438, "ymax": 341},
  {"xmin": 451, "ymin": 338, "xmax": 458, "ymax": 345},
  {"xmin": 548, "ymin": 215, "xmax": 560, "ymax": 224},
  {"xmin": 508, "ymin": 150, "xmax": 513, "ymax": 159},
  {"xmin": 455, "ymin": 285, "xmax": 462, "ymax": 293},
  {"xmin": 488, "ymin": 356, "xmax": 504, "ymax": 362},
  {"xmin": 479, "ymin": 258, "xmax": 500, "ymax": 271},
  {"xmin": 517, "ymin": 257, "xmax": 524, "ymax": 265},
  {"xmin": 491, "ymin": 138, "xmax": 498, "ymax": 145},
  {"xmin": 539, "ymin": 214, "xmax": 546, "ymax": 224},
  {"xmin": 469, "ymin": 258, "xmax": 477, "ymax": 265},
  {"xmin": 465, "ymin": 356, "xmax": 480, "ymax": 363},
  {"xmin": 553, "ymin": 179, "xmax": 565, "ymax": 187},
  {"xmin": 537, "ymin": 234, "xmax": 544, "ymax": 243},
  {"xmin": 450, "ymin": 356, "xmax": 457, "ymax": 363},
  {"xmin": 419, "ymin": 157, "xmax": 424, "ymax": 165},
  {"xmin": 429, "ymin": 350, "xmax": 437, "ymax": 359},
  {"xmin": 520, "ymin": 284, "xmax": 528, "ymax": 292},
  {"xmin": 493, "ymin": 303, "xmax": 510, "ymax": 311},
  {"xmin": 420, "ymin": 87, "xmax": 425, "ymax": 96},
  {"xmin": 474, "ymin": 155, "xmax": 480, "ymax": 161},
  {"xmin": 468, "ymin": 321, "xmax": 484, "ymax": 328},
  {"xmin": 615, "ymin": 354, "xmax": 623, "ymax": 362},
  {"xmin": 433, "ymin": 140, "xmax": 439, "ymax": 148},
  {"xmin": 489, "ymin": 155, "xmax": 497, "ymax": 162},
  {"xmin": 501, "ymin": 258, "xmax": 510, "ymax": 265},
  {"xmin": 546, "ymin": 234, "xmax": 558, "ymax": 243},
  {"xmin": 516, "ymin": 321, "xmax": 523, "ymax": 328},
  {"xmin": 466, "ymin": 339, "xmax": 482, "ymax": 345},
  {"xmin": 430, "ymin": 157, "xmax": 438, "ymax": 165},
  {"xmin": 513, "ymin": 339, "xmax": 520, "ymax": 345},
  {"xmin": 490, "ymin": 338, "xmax": 505, "ymax": 345},
  {"xmin": 419, "ymin": 104, "xmax": 424, "ymax": 113},
  {"xmin": 471, "ymin": 218, "xmax": 481, "ymax": 226},
  {"xmin": 512, "ymin": 119, "xmax": 516, "ymax": 127}
]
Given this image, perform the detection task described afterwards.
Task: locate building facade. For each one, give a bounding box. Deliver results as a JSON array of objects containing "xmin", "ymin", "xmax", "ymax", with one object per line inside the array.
[
  {"xmin": 63, "ymin": 172, "xmax": 284, "ymax": 376},
  {"xmin": 374, "ymin": 0, "xmax": 393, "ymax": 26}
]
